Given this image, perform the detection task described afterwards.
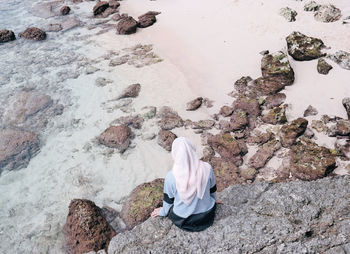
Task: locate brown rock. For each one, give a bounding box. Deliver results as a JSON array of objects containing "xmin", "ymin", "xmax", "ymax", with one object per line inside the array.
[
  {"xmin": 232, "ymin": 96, "xmax": 260, "ymax": 117},
  {"xmin": 219, "ymin": 106, "xmax": 233, "ymax": 117},
  {"xmin": 117, "ymin": 17, "xmax": 138, "ymax": 35},
  {"xmin": 157, "ymin": 130, "xmax": 177, "ymax": 151},
  {"xmin": 118, "ymin": 83, "xmax": 141, "ymax": 99},
  {"xmin": 254, "ymin": 77, "xmax": 287, "ymax": 96},
  {"xmin": 186, "ymin": 97, "xmax": 203, "ymax": 111},
  {"xmin": 109, "ymin": 0, "xmax": 120, "ymax": 9},
  {"xmin": 335, "ymin": 139, "xmax": 350, "ymax": 159},
  {"xmin": 240, "ymin": 167, "xmax": 257, "ymax": 181},
  {"xmin": 98, "ymin": 125, "xmax": 131, "ymax": 152},
  {"xmin": 335, "ymin": 119, "xmax": 350, "ymax": 136},
  {"xmin": 138, "ymin": 11, "xmax": 160, "ymax": 28},
  {"xmin": 234, "ymin": 76, "xmax": 253, "ymax": 94},
  {"xmin": 207, "ymin": 133, "xmax": 247, "ymax": 161},
  {"xmin": 157, "ymin": 107, "xmax": 184, "ymax": 130},
  {"xmin": 303, "ymin": 105, "xmax": 318, "ymax": 117},
  {"xmin": 262, "ymin": 106, "xmax": 287, "ymax": 125},
  {"xmin": 120, "ymin": 178, "xmax": 164, "ymax": 229},
  {"xmin": 19, "ymin": 27, "xmax": 46, "ymax": 41},
  {"xmin": 229, "ymin": 110, "xmax": 248, "ymax": 131},
  {"xmin": 0, "ymin": 29, "xmax": 16, "ymax": 43},
  {"xmin": 317, "ymin": 58, "xmax": 333, "ymax": 75},
  {"xmin": 280, "ymin": 118, "xmax": 308, "ymax": 147},
  {"xmin": 60, "ymin": 5, "xmax": 71, "ymax": 15},
  {"xmin": 63, "ymin": 199, "xmax": 116, "ymax": 254},
  {"xmin": 93, "ymin": 1, "xmax": 109, "ymax": 16},
  {"xmin": 0, "ymin": 129, "xmax": 40, "ymax": 173},
  {"xmin": 246, "ymin": 131, "xmax": 274, "ymax": 145},
  {"xmin": 249, "ymin": 139, "xmax": 281, "ymax": 169},
  {"xmin": 342, "ymin": 97, "xmax": 350, "ymax": 119},
  {"xmin": 210, "ymin": 157, "xmax": 243, "ymax": 191},
  {"xmin": 110, "ymin": 115, "xmax": 144, "ymax": 129},
  {"xmin": 265, "ymin": 93, "xmax": 286, "ymax": 109},
  {"xmin": 191, "ymin": 120, "xmax": 215, "ymax": 130},
  {"xmin": 112, "ymin": 13, "xmax": 122, "ymax": 21}
]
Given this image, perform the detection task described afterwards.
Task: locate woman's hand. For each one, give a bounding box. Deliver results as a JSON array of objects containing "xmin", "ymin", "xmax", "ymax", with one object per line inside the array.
[
  {"xmin": 216, "ymin": 199, "xmax": 224, "ymax": 205},
  {"xmin": 151, "ymin": 207, "xmax": 162, "ymax": 218}
]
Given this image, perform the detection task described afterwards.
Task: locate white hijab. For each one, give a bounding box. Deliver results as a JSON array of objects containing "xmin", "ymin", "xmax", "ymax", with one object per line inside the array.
[{"xmin": 171, "ymin": 137, "xmax": 211, "ymax": 206}]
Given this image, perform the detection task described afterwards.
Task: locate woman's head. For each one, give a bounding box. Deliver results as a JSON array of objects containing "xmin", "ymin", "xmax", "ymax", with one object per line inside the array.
[{"xmin": 171, "ymin": 137, "xmax": 198, "ymax": 165}]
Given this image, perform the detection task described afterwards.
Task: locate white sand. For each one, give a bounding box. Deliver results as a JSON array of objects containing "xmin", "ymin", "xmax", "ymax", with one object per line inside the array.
[{"xmin": 0, "ymin": 0, "xmax": 349, "ymax": 252}]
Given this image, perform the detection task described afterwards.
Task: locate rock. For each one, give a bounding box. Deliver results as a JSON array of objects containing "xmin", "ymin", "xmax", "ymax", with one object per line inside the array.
[
  {"xmin": 110, "ymin": 115, "xmax": 144, "ymax": 129},
  {"xmin": 233, "ymin": 76, "xmax": 253, "ymax": 94},
  {"xmin": 290, "ymin": 138, "xmax": 336, "ymax": 180},
  {"xmin": 61, "ymin": 17, "xmax": 81, "ymax": 32},
  {"xmin": 314, "ymin": 4, "xmax": 342, "ymax": 23},
  {"xmin": 280, "ymin": 118, "xmax": 308, "ymax": 147},
  {"xmin": 303, "ymin": 105, "xmax": 318, "ymax": 117},
  {"xmin": 311, "ymin": 120, "xmax": 328, "ymax": 133},
  {"xmin": 191, "ymin": 120, "xmax": 215, "ymax": 130},
  {"xmin": 262, "ymin": 106, "xmax": 287, "ymax": 125},
  {"xmin": 207, "ymin": 133, "xmax": 247, "ymax": 161},
  {"xmin": 118, "ymin": 84, "xmax": 141, "ymax": 99},
  {"xmin": 286, "ymin": 31, "xmax": 325, "ymax": 61},
  {"xmin": 98, "ymin": 125, "xmax": 131, "ymax": 153},
  {"xmin": 157, "ymin": 107, "xmax": 184, "ymax": 130},
  {"xmin": 246, "ymin": 131, "xmax": 273, "ymax": 145},
  {"xmin": 202, "ymin": 146, "xmax": 215, "ymax": 161},
  {"xmin": 157, "ymin": 130, "xmax": 177, "ymax": 151},
  {"xmin": 19, "ymin": 27, "xmax": 46, "ymax": 41},
  {"xmin": 63, "ymin": 199, "xmax": 116, "ymax": 254},
  {"xmin": 95, "ymin": 77, "xmax": 113, "ymax": 87},
  {"xmin": 109, "ymin": 0, "xmax": 120, "ymax": 9},
  {"xmin": 304, "ymin": 1, "xmax": 320, "ymax": 12},
  {"xmin": 342, "ymin": 97, "xmax": 350, "ymax": 119},
  {"xmin": 240, "ymin": 167, "xmax": 257, "ymax": 180},
  {"xmin": 229, "ymin": 110, "xmax": 248, "ymax": 131},
  {"xmin": 259, "ymin": 50, "xmax": 269, "ymax": 56},
  {"xmin": 109, "ymin": 56, "xmax": 129, "ymax": 66},
  {"xmin": 140, "ymin": 106, "xmax": 157, "ymax": 119},
  {"xmin": 317, "ymin": 58, "xmax": 333, "ymax": 75},
  {"xmin": 0, "ymin": 129, "xmax": 40, "ymax": 173},
  {"xmin": 95, "ymin": 7, "xmax": 118, "ymax": 18},
  {"xmin": 117, "ymin": 17, "xmax": 138, "ymax": 35},
  {"xmin": 335, "ymin": 119, "xmax": 350, "ymax": 136},
  {"xmin": 45, "ymin": 23, "xmax": 63, "ymax": 32},
  {"xmin": 60, "ymin": 5, "xmax": 71, "ymax": 15},
  {"xmin": 279, "ymin": 7, "xmax": 297, "ymax": 22},
  {"xmin": 108, "ymin": 176, "xmax": 350, "ymax": 254},
  {"xmin": 329, "ymin": 50, "xmax": 350, "ymax": 70},
  {"xmin": 210, "ymin": 157, "xmax": 243, "ymax": 191},
  {"xmin": 249, "ymin": 139, "xmax": 281, "ymax": 169},
  {"xmin": 202, "ymin": 98, "xmax": 214, "ymax": 108},
  {"xmin": 335, "ymin": 139, "xmax": 350, "ymax": 159},
  {"xmin": 0, "ymin": 29, "xmax": 16, "ymax": 43},
  {"xmin": 219, "ymin": 106, "xmax": 234, "ymax": 117},
  {"xmin": 303, "ymin": 127, "xmax": 315, "ymax": 139},
  {"xmin": 186, "ymin": 97, "xmax": 203, "ymax": 111},
  {"xmin": 93, "ymin": 1, "xmax": 109, "ymax": 16},
  {"xmin": 138, "ymin": 11, "xmax": 160, "ymax": 28},
  {"xmin": 112, "ymin": 13, "xmax": 122, "ymax": 21},
  {"xmin": 264, "ymin": 93, "xmax": 286, "ymax": 109},
  {"xmin": 120, "ymin": 179, "xmax": 164, "ymax": 229},
  {"xmin": 232, "ymin": 96, "xmax": 260, "ymax": 117}
]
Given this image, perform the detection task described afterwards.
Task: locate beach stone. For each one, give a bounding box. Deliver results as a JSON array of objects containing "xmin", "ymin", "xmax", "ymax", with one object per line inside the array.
[
  {"xmin": 110, "ymin": 115, "xmax": 144, "ymax": 129},
  {"xmin": 311, "ymin": 120, "xmax": 328, "ymax": 133},
  {"xmin": 186, "ymin": 97, "xmax": 203, "ymax": 111},
  {"xmin": 335, "ymin": 119, "xmax": 350, "ymax": 136},
  {"xmin": 19, "ymin": 27, "xmax": 46, "ymax": 41},
  {"xmin": 207, "ymin": 133, "xmax": 247, "ymax": 161},
  {"xmin": 158, "ymin": 107, "xmax": 184, "ymax": 130},
  {"xmin": 93, "ymin": 1, "xmax": 109, "ymax": 16},
  {"xmin": 233, "ymin": 76, "xmax": 253, "ymax": 94},
  {"xmin": 120, "ymin": 178, "xmax": 164, "ymax": 229},
  {"xmin": 286, "ymin": 31, "xmax": 325, "ymax": 61},
  {"xmin": 191, "ymin": 120, "xmax": 215, "ymax": 130},
  {"xmin": 262, "ymin": 106, "xmax": 287, "ymax": 125},
  {"xmin": 63, "ymin": 199, "xmax": 116, "ymax": 254},
  {"xmin": 210, "ymin": 157, "xmax": 243, "ymax": 191},
  {"xmin": 240, "ymin": 167, "xmax": 257, "ymax": 181},
  {"xmin": 219, "ymin": 106, "xmax": 233, "ymax": 117},
  {"xmin": 0, "ymin": 129, "xmax": 40, "ymax": 173},
  {"xmin": 279, "ymin": 7, "xmax": 297, "ymax": 22},
  {"xmin": 314, "ymin": 4, "xmax": 342, "ymax": 23},
  {"xmin": 138, "ymin": 11, "xmax": 160, "ymax": 28},
  {"xmin": 265, "ymin": 93, "xmax": 286, "ymax": 109},
  {"xmin": 249, "ymin": 139, "xmax": 281, "ymax": 169},
  {"xmin": 335, "ymin": 139, "xmax": 350, "ymax": 159},
  {"xmin": 317, "ymin": 58, "xmax": 333, "ymax": 74},
  {"xmin": 0, "ymin": 29, "xmax": 16, "ymax": 43},
  {"xmin": 232, "ymin": 96, "xmax": 260, "ymax": 117},
  {"xmin": 157, "ymin": 130, "xmax": 177, "ymax": 151},
  {"xmin": 342, "ymin": 98, "xmax": 350, "ymax": 119},
  {"xmin": 60, "ymin": 5, "xmax": 70, "ymax": 15},
  {"xmin": 303, "ymin": 105, "xmax": 318, "ymax": 117},
  {"xmin": 304, "ymin": 1, "xmax": 320, "ymax": 12},
  {"xmin": 329, "ymin": 50, "xmax": 350, "ymax": 70},
  {"xmin": 246, "ymin": 131, "xmax": 273, "ymax": 145},
  {"xmin": 118, "ymin": 84, "xmax": 141, "ymax": 99},
  {"xmin": 280, "ymin": 118, "xmax": 308, "ymax": 147},
  {"xmin": 109, "ymin": 0, "xmax": 120, "ymax": 9},
  {"xmin": 112, "ymin": 13, "xmax": 122, "ymax": 21},
  {"xmin": 117, "ymin": 17, "xmax": 138, "ymax": 35},
  {"xmin": 290, "ymin": 138, "xmax": 336, "ymax": 180},
  {"xmin": 229, "ymin": 110, "xmax": 248, "ymax": 131},
  {"xmin": 98, "ymin": 125, "xmax": 131, "ymax": 153}
]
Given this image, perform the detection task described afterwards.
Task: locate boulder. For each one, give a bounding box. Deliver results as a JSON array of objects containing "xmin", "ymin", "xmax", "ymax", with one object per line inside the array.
[
  {"xmin": 329, "ymin": 50, "xmax": 350, "ymax": 70},
  {"xmin": 342, "ymin": 97, "xmax": 350, "ymax": 119},
  {"xmin": 98, "ymin": 125, "xmax": 131, "ymax": 152},
  {"xmin": 279, "ymin": 7, "xmax": 297, "ymax": 22},
  {"xmin": 265, "ymin": 93, "xmax": 286, "ymax": 109},
  {"xmin": 210, "ymin": 157, "xmax": 243, "ymax": 191},
  {"xmin": 232, "ymin": 96, "xmax": 260, "ymax": 117},
  {"xmin": 219, "ymin": 106, "xmax": 233, "ymax": 117},
  {"xmin": 286, "ymin": 31, "xmax": 325, "ymax": 61},
  {"xmin": 279, "ymin": 118, "xmax": 308, "ymax": 147},
  {"xmin": 63, "ymin": 199, "xmax": 116, "ymax": 254},
  {"xmin": 303, "ymin": 105, "xmax": 318, "ymax": 117},
  {"xmin": 60, "ymin": 5, "xmax": 71, "ymax": 15},
  {"xmin": 186, "ymin": 97, "xmax": 203, "ymax": 111},
  {"xmin": 157, "ymin": 130, "xmax": 177, "ymax": 151},
  {"xmin": 0, "ymin": 129, "xmax": 40, "ymax": 173},
  {"xmin": 314, "ymin": 4, "xmax": 342, "ymax": 23},
  {"xmin": 304, "ymin": 1, "xmax": 320, "ymax": 12},
  {"xmin": 138, "ymin": 11, "xmax": 160, "ymax": 28},
  {"xmin": 261, "ymin": 106, "xmax": 287, "ymax": 125},
  {"xmin": 229, "ymin": 110, "xmax": 248, "ymax": 131},
  {"xmin": 118, "ymin": 83, "xmax": 141, "ymax": 99},
  {"xmin": 317, "ymin": 58, "xmax": 333, "ymax": 75},
  {"xmin": 249, "ymin": 139, "xmax": 281, "ymax": 169},
  {"xmin": 120, "ymin": 178, "xmax": 164, "ymax": 229},
  {"xmin": 117, "ymin": 17, "xmax": 138, "ymax": 35},
  {"xmin": 207, "ymin": 133, "xmax": 247, "ymax": 161},
  {"xmin": 0, "ymin": 29, "xmax": 16, "ymax": 43},
  {"xmin": 290, "ymin": 138, "xmax": 336, "ymax": 180},
  {"xmin": 93, "ymin": 1, "xmax": 109, "ymax": 16},
  {"xmin": 157, "ymin": 107, "xmax": 184, "ymax": 130},
  {"xmin": 19, "ymin": 27, "xmax": 46, "ymax": 41}
]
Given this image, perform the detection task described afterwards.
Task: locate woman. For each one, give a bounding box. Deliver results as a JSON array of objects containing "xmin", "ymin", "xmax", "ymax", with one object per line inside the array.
[{"xmin": 151, "ymin": 137, "xmax": 220, "ymax": 232}]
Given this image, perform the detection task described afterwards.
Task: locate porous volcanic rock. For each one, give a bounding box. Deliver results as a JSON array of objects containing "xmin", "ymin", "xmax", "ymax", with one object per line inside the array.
[
  {"xmin": 118, "ymin": 83, "xmax": 141, "ymax": 99},
  {"xmin": 279, "ymin": 7, "xmax": 297, "ymax": 22},
  {"xmin": 108, "ymin": 176, "xmax": 350, "ymax": 254},
  {"xmin": 279, "ymin": 118, "xmax": 308, "ymax": 147},
  {"xmin": 138, "ymin": 11, "xmax": 160, "ymax": 28},
  {"xmin": 207, "ymin": 133, "xmax": 247, "ymax": 161},
  {"xmin": 186, "ymin": 97, "xmax": 203, "ymax": 111},
  {"xmin": 120, "ymin": 178, "xmax": 164, "ymax": 229},
  {"xmin": 60, "ymin": 5, "xmax": 71, "ymax": 15},
  {"xmin": 314, "ymin": 4, "xmax": 342, "ymax": 23},
  {"xmin": 286, "ymin": 31, "xmax": 325, "ymax": 61},
  {"xmin": 303, "ymin": 105, "xmax": 318, "ymax": 117},
  {"xmin": 317, "ymin": 58, "xmax": 333, "ymax": 74},
  {"xmin": 219, "ymin": 106, "xmax": 233, "ymax": 117},
  {"xmin": 249, "ymin": 139, "xmax": 281, "ymax": 169},
  {"xmin": 289, "ymin": 138, "xmax": 336, "ymax": 180},
  {"xmin": 232, "ymin": 96, "xmax": 260, "ymax": 117},
  {"xmin": 63, "ymin": 199, "xmax": 116, "ymax": 254},
  {"xmin": 210, "ymin": 157, "xmax": 243, "ymax": 191},
  {"xmin": 19, "ymin": 27, "xmax": 46, "ymax": 41},
  {"xmin": 330, "ymin": 50, "xmax": 350, "ymax": 70},
  {"xmin": 304, "ymin": 1, "xmax": 320, "ymax": 12},
  {"xmin": 0, "ymin": 128, "xmax": 40, "ymax": 173},
  {"xmin": 261, "ymin": 106, "xmax": 287, "ymax": 125},
  {"xmin": 98, "ymin": 125, "xmax": 131, "ymax": 152},
  {"xmin": 265, "ymin": 93, "xmax": 286, "ymax": 109},
  {"xmin": 93, "ymin": 1, "xmax": 109, "ymax": 16},
  {"xmin": 157, "ymin": 130, "xmax": 177, "ymax": 151},
  {"xmin": 342, "ymin": 97, "xmax": 350, "ymax": 119},
  {"xmin": 117, "ymin": 17, "xmax": 138, "ymax": 35},
  {"xmin": 0, "ymin": 29, "xmax": 16, "ymax": 43}
]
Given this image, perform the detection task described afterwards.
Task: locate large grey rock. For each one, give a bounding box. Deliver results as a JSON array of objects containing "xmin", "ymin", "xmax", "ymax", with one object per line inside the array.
[{"xmin": 108, "ymin": 176, "xmax": 350, "ymax": 253}]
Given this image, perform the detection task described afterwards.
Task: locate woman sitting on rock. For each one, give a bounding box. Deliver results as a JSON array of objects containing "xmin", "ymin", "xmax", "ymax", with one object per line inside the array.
[{"xmin": 151, "ymin": 137, "xmax": 221, "ymax": 232}]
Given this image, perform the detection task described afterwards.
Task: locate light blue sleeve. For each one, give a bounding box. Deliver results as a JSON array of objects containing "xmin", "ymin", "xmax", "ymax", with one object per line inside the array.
[
  {"xmin": 158, "ymin": 172, "xmax": 175, "ymax": 217},
  {"xmin": 209, "ymin": 167, "xmax": 217, "ymax": 199}
]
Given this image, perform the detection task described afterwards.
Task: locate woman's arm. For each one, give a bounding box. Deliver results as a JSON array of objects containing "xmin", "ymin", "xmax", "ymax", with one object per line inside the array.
[{"xmin": 152, "ymin": 172, "xmax": 175, "ymax": 217}]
